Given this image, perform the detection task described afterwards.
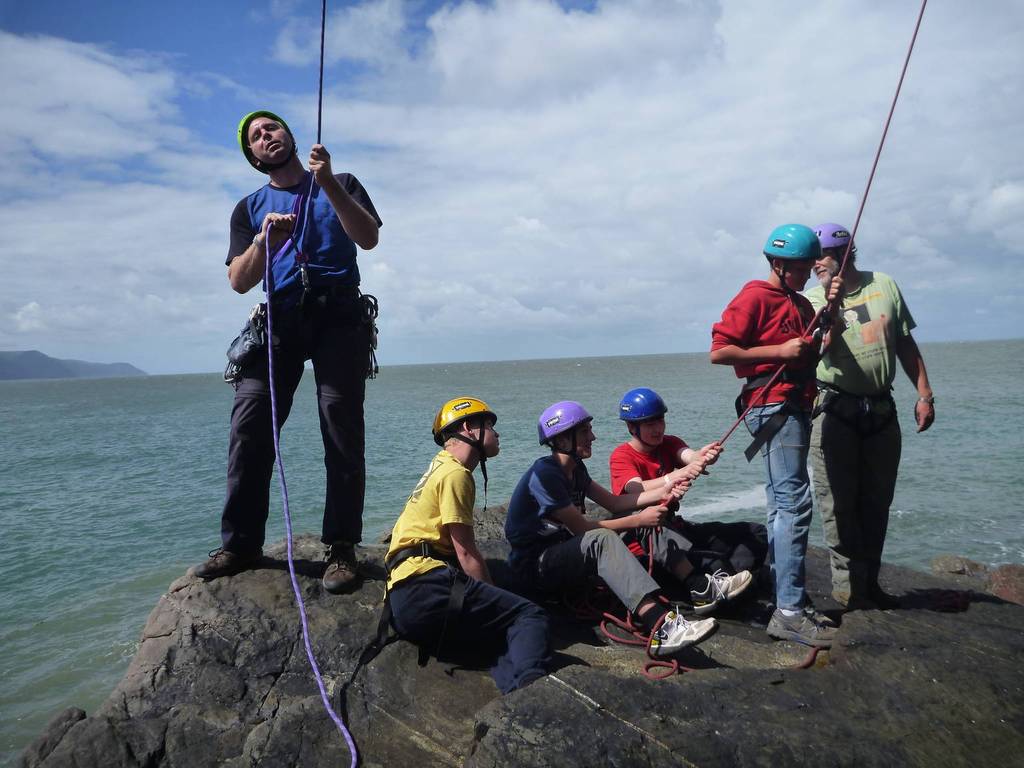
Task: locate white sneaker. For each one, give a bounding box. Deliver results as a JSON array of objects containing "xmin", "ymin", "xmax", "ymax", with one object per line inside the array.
[
  {"xmin": 648, "ymin": 611, "xmax": 717, "ymax": 656},
  {"xmin": 690, "ymin": 569, "xmax": 753, "ymax": 615}
]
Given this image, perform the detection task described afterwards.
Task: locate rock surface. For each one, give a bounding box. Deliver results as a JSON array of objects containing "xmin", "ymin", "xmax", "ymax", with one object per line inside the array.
[{"xmin": 20, "ymin": 507, "xmax": 1024, "ymax": 768}]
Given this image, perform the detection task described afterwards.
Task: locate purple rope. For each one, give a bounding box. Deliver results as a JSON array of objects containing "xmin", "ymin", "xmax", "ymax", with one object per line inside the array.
[
  {"xmin": 260, "ymin": 5, "xmax": 358, "ymax": 765},
  {"xmin": 263, "ymin": 233, "xmax": 358, "ymax": 768}
]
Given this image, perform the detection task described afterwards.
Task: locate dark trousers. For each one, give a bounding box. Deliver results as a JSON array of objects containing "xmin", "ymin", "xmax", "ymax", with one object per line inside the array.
[
  {"xmin": 811, "ymin": 407, "xmax": 902, "ymax": 595},
  {"xmin": 221, "ymin": 295, "xmax": 370, "ymax": 553},
  {"xmin": 676, "ymin": 520, "xmax": 769, "ymax": 575},
  {"xmin": 388, "ymin": 567, "xmax": 551, "ymax": 694}
]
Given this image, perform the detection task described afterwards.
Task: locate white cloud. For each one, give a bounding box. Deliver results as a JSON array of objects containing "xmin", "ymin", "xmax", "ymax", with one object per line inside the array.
[
  {"xmin": 274, "ymin": 0, "xmax": 409, "ymax": 69},
  {"xmin": 12, "ymin": 302, "xmax": 45, "ymax": 332},
  {"xmin": 0, "ymin": 31, "xmax": 181, "ymax": 163},
  {"xmin": 2, "ymin": 0, "xmax": 1023, "ymax": 372}
]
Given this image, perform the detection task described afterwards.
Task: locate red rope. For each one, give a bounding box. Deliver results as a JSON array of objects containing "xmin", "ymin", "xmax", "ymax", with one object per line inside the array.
[{"xmin": 718, "ymin": 0, "xmax": 929, "ymax": 448}]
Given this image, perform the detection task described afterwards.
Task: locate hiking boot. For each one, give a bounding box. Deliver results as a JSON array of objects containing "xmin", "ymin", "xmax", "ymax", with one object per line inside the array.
[
  {"xmin": 323, "ymin": 541, "xmax": 358, "ymax": 594},
  {"xmin": 866, "ymin": 584, "xmax": 901, "ymax": 610},
  {"xmin": 843, "ymin": 595, "xmax": 878, "ymax": 611},
  {"xmin": 767, "ymin": 608, "xmax": 837, "ymax": 648},
  {"xmin": 690, "ymin": 569, "xmax": 754, "ymax": 615},
  {"xmin": 649, "ymin": 611, "xmax": 717, "ymax": 656},
  {"xmin": 190, "ymin": 548, "xmax": 262, "ymax": 580}
]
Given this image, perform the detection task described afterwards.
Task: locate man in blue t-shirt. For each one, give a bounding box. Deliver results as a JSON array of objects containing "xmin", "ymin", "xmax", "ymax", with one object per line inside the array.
[{"xmin": 191, "ymin": 110, "xmax": 382, "ymax": 594}]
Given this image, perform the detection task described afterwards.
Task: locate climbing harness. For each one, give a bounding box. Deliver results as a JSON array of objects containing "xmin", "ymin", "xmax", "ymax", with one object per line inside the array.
[
  {"xmin": 813, "ymin": 383, "xmax": 898, "ymax": 437},
  {"xmin": 368, "ymin": 546, "xmax": 467, "ymax": 668}
]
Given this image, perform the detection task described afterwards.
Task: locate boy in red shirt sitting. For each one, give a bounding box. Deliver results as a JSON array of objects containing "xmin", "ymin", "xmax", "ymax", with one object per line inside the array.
[{"xmin": 609, "ymin": 386, "xmax": 767, "ymax": 614}]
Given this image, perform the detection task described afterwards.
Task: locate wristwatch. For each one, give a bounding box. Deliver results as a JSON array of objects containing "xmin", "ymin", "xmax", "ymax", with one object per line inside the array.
[
  {"xmin": 252, "ymin": 232, "xmax": 265, "ymax": 248},
  {"xmin": 917, "ymin": 395, "xmax": 935, "ymax": 405}
]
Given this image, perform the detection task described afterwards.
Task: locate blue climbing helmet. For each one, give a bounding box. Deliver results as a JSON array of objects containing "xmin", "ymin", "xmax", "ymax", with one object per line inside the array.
[
  {"xmin": 618, "ymin": 388, "xmax": 667, "ymax": 422},
  {"xmin": 763, "ymin": 224, "xmax": 821, "ymax": 262}
]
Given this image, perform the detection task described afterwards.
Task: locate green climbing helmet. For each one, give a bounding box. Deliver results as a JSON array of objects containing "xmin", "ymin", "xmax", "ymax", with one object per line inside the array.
[{"xmin": 237, "ymin": 110, "xmax": 295, "ymax": 173}]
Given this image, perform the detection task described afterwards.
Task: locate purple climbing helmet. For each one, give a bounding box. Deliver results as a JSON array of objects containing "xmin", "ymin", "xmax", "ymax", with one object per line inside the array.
[
  {"xmin": 538, "ymin": 401, "xmax": 593, "ymax": 445},
  {"xmin": 814, "ymin": 222, "xmax": 856, "ymax": 255}
]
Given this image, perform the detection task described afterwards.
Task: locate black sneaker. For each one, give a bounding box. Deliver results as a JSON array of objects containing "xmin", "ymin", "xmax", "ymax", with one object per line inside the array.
[
  {"xmin": 190, "ymin": 548, "xmax": 262, "ymax": 580},
  {"xmin": 323, "ymin": 542, "xmax": 359, "ymax": 594}
]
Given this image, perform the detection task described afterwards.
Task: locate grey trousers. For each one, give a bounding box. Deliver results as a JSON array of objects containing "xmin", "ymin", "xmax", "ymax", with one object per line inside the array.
[
  {"xmin": 811, "ymin": 408, "xmax": 902, "ymax": 595},
  {"xmin": 537, "ymin": 527, "xmax": 690, "ymax": 613}
]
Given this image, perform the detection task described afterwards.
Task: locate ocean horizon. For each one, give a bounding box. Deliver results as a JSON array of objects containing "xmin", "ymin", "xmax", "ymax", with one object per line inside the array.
[{"xmin": 2, "ymin": 339, "xmax": 1022, "ymax": 764}]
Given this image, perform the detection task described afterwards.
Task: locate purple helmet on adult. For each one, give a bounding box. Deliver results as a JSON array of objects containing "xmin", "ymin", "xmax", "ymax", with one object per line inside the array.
[
  {"xmin": 538, "ymin": 401, "xmax": 593, "ymax": 445},
  {"xmin": 814, "ymin": 222, "xmax": 857, "ymax": 256}
]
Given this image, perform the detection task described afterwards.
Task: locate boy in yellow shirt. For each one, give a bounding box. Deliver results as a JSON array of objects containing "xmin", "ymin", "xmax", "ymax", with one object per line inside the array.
[{"xmin": 384, "ymin": 397, "xmax": 549, "ymax": 692}]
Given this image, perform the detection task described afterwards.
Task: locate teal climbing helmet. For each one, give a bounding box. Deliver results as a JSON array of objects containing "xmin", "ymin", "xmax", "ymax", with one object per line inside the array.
[{"xmin": 763, "ymin": 224, "xmax": 821, "ymax": 262}]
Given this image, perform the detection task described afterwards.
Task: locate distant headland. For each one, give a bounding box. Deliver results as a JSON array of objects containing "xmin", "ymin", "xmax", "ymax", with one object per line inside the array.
[{"xmin": 0, "ymin": 350, "xmax": 146, "ymax": 381}]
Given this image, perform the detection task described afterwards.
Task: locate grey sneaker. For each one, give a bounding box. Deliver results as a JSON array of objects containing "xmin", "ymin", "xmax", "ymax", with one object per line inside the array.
[
  {"xmin": 690, "ymin": 569, "xmax": 754, "ymax": 615},
  {"xmin": 190, "ymin": 548, "xmax": 262, "ymax": 580},
  {"xmin": 323, "ymin": 542, "xmax": 358, "ymax": 594},
  {"xmin": 649, "ymin": 611, "xmax": 717, "ymax": 656},
  {"xmin": 767, "ymin": 608, "xmax": 837, "ymax": 648}
]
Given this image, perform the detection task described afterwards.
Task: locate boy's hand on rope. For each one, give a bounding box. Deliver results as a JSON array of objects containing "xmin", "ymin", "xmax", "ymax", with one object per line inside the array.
[
  {"xmin": 696, "ymin": 441, "xmax": 722, "ymax": 472},
  {"xmin": 636, "ymin": 505, "xmax": 671, "ymax": 528},
  {"xmin": 309, "ymin": 144, "xmax": 335, "ymax": 186},
  {"xmin": 668, "ymin": 465, "xmax": 700, "ymax": 484},
  {"xmin": 663, "ymin": 476, "xmax": 690, "ymax": 500},
  {"xmin": 778, "ymin": 336, "xmax": 815, "ymax": 362}
]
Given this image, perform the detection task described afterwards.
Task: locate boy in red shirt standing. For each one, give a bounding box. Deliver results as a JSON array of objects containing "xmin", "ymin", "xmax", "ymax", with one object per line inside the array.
[{"xmin": 710, "ymin": 224, "xmax": 839, "ymax": 647}]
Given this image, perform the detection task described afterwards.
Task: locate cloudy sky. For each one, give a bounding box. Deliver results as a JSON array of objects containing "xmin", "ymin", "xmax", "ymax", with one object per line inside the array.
[{"xmin": 2, "ymin": 0, "xmax": 1021, "ymax": 374}]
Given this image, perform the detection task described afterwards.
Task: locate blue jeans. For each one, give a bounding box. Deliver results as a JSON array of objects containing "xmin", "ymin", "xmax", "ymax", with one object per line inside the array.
[{"xmin": 744, "ymin": 403, "xmax": 813, "ymax": 611}]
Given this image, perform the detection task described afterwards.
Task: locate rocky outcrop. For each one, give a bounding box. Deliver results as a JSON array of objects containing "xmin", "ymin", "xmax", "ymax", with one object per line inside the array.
[
  {"xmin": 20, "ymin": 508, "xmax": 1024, "ymax": 767},
  {"xmin": 932, "ymin": 554, "xmax": 1024, "ymax": 606}
]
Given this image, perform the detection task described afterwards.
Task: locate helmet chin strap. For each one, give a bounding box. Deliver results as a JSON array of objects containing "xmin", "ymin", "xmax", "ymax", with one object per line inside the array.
[
  {"xmin": 448, "ymin": 428, "xmax": 489, "ymax": 509},
  {"xmin": 629, "ymin": 423, "xmax": 660, "ymax": 450},
  {"xmin": 254, "ymin": 149, "xmax": 297, "ymax": 173},
  {"xmin": 772, "ymin": 259, "xmax": 807, "ymax": 299},
  {"xmin": 550, "ymin": 430, "xmax": 582, "ymax": 462},
  {"xmin": 252, "ymin": 138, "xmax": 298, "ymax": 173}
]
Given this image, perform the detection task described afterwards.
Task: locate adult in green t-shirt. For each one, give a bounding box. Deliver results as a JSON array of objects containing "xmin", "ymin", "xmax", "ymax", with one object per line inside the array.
[{"xmin": 804, "ymin": 223, "xmax": 935, "ymax": 610}]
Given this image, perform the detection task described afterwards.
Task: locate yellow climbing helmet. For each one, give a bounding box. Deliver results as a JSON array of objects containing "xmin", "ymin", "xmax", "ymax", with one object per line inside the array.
[
  {"xmin": 237, "ymin": 110, "xmax": 295, "ymax": 173},
  {"xmin": 432, "ymin": 397, "xmax": 497, "ymax": 446}
]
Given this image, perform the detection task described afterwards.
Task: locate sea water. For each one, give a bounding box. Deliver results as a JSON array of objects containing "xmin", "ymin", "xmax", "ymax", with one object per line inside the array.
[{"xmin": 1, "ymin": 340, "xmax": 1022, "ymax": 763}]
